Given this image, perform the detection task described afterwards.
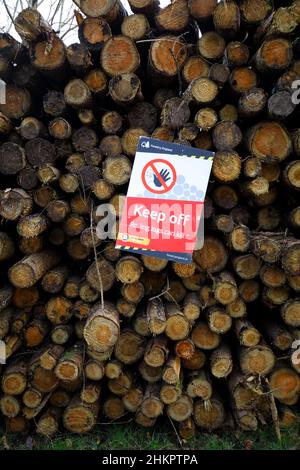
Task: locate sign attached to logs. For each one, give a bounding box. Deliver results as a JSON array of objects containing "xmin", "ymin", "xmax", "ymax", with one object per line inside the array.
[{"xmin": 116, "ymin": 137, "xmax": 214, "ymax": 263}]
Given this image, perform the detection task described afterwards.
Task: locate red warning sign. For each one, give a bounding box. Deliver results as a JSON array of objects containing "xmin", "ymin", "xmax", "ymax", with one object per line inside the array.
[{"xmin": 141, "ymin": 159, "xmax": 176, "ymax": 194}]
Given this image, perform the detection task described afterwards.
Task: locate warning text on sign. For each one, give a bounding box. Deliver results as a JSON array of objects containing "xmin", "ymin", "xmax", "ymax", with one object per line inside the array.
[{"xmin": 116, "ymin": 137, "xmax": 214, "ymax": 263}]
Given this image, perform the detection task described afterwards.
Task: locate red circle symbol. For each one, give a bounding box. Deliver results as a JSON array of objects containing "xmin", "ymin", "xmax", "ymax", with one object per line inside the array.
[{"xmin": 141, "ymin": 159, "xmax": 177, "ymax": 194}]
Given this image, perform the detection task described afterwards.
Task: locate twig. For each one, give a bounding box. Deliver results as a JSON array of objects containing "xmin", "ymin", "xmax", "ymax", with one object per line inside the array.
[
  {"xmin": 168, "ymin": 415, "xmax": 183, "ymax": 448},
  {"xmin": 3, "ymin": 0, "xmax": 14, "ymax": 27},
  {"xmin": 60, "ymin": 23, "xmax": 77, "ymax": 39},
  {"xmin": 50, "ymin": 0, "xmax": 63, "ymax": 24},
  {"xmin": 149, "ymin": 276, "xmax": 171, "ymax": 301},
  {"xmin": 90, "ymin": 202, "xmax": 104, "ymax": 310}
]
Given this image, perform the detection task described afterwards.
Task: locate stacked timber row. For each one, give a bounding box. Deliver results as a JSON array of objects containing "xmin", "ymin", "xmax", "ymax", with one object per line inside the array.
[{"xmin": 0, "ymin": 0, "xmax": 300, "ymax": 438}]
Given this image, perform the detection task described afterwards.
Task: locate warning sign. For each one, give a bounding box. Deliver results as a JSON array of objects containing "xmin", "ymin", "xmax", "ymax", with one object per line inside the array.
[
  {"xmin": 116, "ymin": 137, "xmax": 214, "ymax": 263},
  {"xmin": 142, "ymin": 159, "xmax": 176, "ymax": 194}
]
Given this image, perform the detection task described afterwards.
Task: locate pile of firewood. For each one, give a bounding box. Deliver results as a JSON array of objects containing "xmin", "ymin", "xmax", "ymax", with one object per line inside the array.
[{"xmin": 0, "ymin": 0, "xmax": 300, "ymax": 439}]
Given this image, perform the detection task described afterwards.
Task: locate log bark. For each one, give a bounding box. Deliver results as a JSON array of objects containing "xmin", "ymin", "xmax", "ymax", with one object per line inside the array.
[
  {"xmin": 84, "ymin": 301, "xmax": 119, "ymax": 353},
  {"xmin": 101, "ymin": 36, "xmax": 140, "ymax": 77},
  {"xmin": 193, "ymin": 395, "xmax": 225, "ymax": 430},
  {"xmin": 36, "ymin": 407, "xmax": 61, "ymax": 437},
  {"xmin": 121, "ymin": 14, "xmax": 150, "ymax": 40},
  {"xmin": 187, "ymin": 369, "xmax": 212, "ymax": 400},
  {"xmin": 114, "ymin": 329, "xmax": 145, "ymax": 364},
  {"xmin": 198, "ymin": 32, "xmax": 225, "ymax": 61},
  {"xmin": 9, "ymin": 251, "xmax": 60, "ymax": 288},
  {"xmin": 63, "ymin": 396, "xmax": 99, "ymax": 433},
  {"xmin": 149, "ymin": 36, "xmax": 188, "ymax": 80},
  {"xmin": 0, "ymin": 0, "xmax": 300, "ymax": 439},
  {"xmin": 85, "ymin": 359, "xmax": 105, "ymax": 381},
  {"xmin": 55, "ymin": 345, "xmax": 83, "ymax": 382},
  {"xmin": 239, "ymin": 343, "xmax": 275, "ymax": 376},
  {"xmin": 167, "ymin": 395, "xmax": 193, "ymax": 422},
  {"xmin": 31, "ymin": 37, "xmax": 67, "ymax": 81},
  {"xmin": 213, "ymin": 1, "xmax": 240, "ymax": 37},
  {"xmin": 194, "ymin": 236, "xmax": 228, "ymax": 273},
  {"xmin": 66, "ymin": 43, "xmax": 92, "ymax": 76},
  {"xmin": 234, "ymin": 319, "xmax": 261, "ymax": 347},
  {"xmin": 165, "ymin": 304, "xmax": 190, "ymax": 341},
  {"xmin": 191, "ymin": 321, "xmax": 220, "ymax": 350},
  {"xmin": 210, "ymin": 343, "xmax": 233, "ymax": 378},
  {"xmin": 0, "ymin": 85, "xmax": 31, "ymax": 119},
  {"xmin": 255, "ymin": 38, "xmax": 293, "ymax": 74}
]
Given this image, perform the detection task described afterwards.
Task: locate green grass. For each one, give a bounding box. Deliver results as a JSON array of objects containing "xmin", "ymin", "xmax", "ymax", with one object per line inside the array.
[{"xmin": 1, "ymin": 421, "xmax": 300, "ymax": 451}]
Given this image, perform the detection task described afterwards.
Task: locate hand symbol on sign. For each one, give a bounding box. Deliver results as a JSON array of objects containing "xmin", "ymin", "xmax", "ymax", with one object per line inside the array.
[{"xmin": 153, "ymin": 169, "xmax": 171, "ymax": 187}]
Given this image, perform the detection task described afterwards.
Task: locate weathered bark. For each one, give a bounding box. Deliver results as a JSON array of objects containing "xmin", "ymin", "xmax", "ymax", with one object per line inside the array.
[
  {"xmin": 210, "ymin": 342, "xmax": 232, "ymax": 379},
  {"xmin": 0, "ymin": 0, "xmax": 300, "ymax": 439},
  {"xmin": 84, "ymin": 302, "xmax": 119, "ymax": 353},
  {"xmin": 165, "ymin": 304, "xmax": 190, "ymax": 341},
  {"xmin": 114, "ymin": 329, "xmax": 145, "ymax": 364},
  {"xmin": 43, "ymin": 91, "xmax": 66, "ymax": 117},
  {"xmin": 255, "ymin": 38, "xmax": 293, "ymax": 74},
  {"xmin": 31, "ymin": 37, "xmax": 67, "ymax": 81},
  {"xmin": 213, "ymin": 1, "xmax": 240, "ymax": 36},
  {"xmin": 234, "ymin": 319, "xmax": 261, "ymax": 347}
]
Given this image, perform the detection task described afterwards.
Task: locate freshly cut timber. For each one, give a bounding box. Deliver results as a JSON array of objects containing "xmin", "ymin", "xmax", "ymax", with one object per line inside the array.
[
  {"xmin": 149, "ymin": 36, "xmax": 188, "ymax": 78},
  {"xmin": 74, "ymin": 0, "xmax": 118, "ymax": 17},
  {"xmin": 246, "ymin": 122, "xmax": 292, "ymax": 162},
  {"xmin": 63, "ymin": 397, "xmax": 99, "ymax": 433},
  {"xmin": 83, "ymin": 302, "xmax": 120, "ymax": 352},
  {"xmin": 101, "ymin": 36, "xmax": 140, "ymax": 77},
  {"xmin": 0, "ymin": 1, "xmax": 300, "ymax": 440}
]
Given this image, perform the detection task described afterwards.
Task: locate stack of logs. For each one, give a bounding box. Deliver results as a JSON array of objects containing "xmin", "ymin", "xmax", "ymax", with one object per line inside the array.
[{"xmin": 0, "ymin": 0, "xmax": 300, "ymax": 439}]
